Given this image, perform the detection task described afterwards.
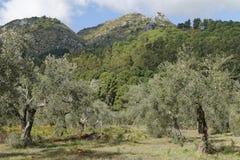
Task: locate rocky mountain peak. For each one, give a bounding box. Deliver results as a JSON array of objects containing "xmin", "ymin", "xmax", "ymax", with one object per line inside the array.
[
  {"xmin": 77, "ymin": 12, "xmax": 173, "ymax": 51},
  {"xmin": 0, "ymin": 16, "xmax": 84, "ymax": 56},
  {"xmin": 151, "ymin": 12, "xmax": 172, "ymax": 26},
  {"xmin": 1, "ymin": 16, "xmax": 61, "ymax": 31},
  {"xmin": 0, "ymin": 12, "xmax": 173, "ymax": 57}
]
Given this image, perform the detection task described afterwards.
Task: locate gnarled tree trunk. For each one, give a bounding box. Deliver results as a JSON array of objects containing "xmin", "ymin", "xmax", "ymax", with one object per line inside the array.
[
  {"xmin": 20, "ymin": 105, "xmax": 36, "ymax": 146},
  {"xmin": 79, "ymin": 118, "xmax": 87, "ymax": 133},
  {"xmin": 172, "ymin": 116, "xmax": 185, "ymax": 141},
  {"xmin": 196, "ymin": 103, "xmax": 215, "ymax": 153},
  {"xmin": 58, "ymin": 117, "xmax": 67, "ymax": 136}
]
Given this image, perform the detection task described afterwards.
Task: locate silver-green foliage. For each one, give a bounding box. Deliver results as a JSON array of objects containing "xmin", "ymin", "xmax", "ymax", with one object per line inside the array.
[
  {"xmin": 0, "ymin": 31, "xmax": 34, "ymax": 123},
  {"xmin": 0, "ymin": 31, "xmax": 48, "ymax": 146},
  {"xmin": 229, "ymin": 89, "xmax": 240, "ymax": 136},
  {"xmin": 36, "ymin": 56, "xmax": 99, "ymax": 133},
  {"xmin": 126, "ymin": 48, "xmax": 240, "ymax": 137}
]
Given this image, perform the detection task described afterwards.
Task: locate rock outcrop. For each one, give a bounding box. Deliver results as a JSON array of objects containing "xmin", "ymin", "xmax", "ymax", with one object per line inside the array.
[{"xmin": 77, "ymin": 12, "xmax": 173, "ymax": 51}]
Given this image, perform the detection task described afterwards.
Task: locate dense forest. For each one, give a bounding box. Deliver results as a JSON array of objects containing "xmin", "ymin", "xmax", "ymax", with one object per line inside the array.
[{"xmin": 1, "ymin": 15, "xmax": 240, "ymax": 158}]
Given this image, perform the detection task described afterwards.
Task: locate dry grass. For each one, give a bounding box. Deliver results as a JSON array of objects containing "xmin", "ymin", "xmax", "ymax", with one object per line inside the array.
[{"xmin": 0, "ymin": 127, "xmax": 240, "ymax": 160}]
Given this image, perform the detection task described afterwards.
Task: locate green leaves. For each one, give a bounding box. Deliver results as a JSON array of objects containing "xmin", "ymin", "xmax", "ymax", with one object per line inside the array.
[
  {"xmin": 37, "ymin": 56, "xmax": 96, "ymax": 128},
  {"xmin": 125, "ymin": 49, "xmax": 240, "ymax": 137}
]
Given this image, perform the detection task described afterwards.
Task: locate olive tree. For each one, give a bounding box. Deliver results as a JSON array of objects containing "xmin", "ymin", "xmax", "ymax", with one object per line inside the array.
[
  {"xmin": 125, "ymin": 50, "xmax": 195, "ymax": 139},
  {"xmin": 163, "ymin": 54, "xmax": 238, "ymax": 153},
  {"xmin": 0, "ymin": 31, "xmax": 46, "ymax": 145},
  {"xmin": 37, "ymin": 56, "xmax": 98, "ymax": 134},
  {"xmin": 126, "ymin": 48, "xmax": 239, "ymax": 153}
]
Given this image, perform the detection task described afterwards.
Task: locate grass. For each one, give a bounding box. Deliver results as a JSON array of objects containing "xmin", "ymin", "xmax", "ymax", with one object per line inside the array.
[{"xmin": 0, "ymin": 126, "xmax": 240, "ymax": 160}]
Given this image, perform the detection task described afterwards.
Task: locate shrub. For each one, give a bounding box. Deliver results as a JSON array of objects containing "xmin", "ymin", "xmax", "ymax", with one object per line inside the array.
[
  {"xmin": 5, "ymin": 132, "xmax": 24, "ymax": 148},
  {"xmin": 229, "ymin": 111, "xmax": 240, "ymax": 136},
  {"xmin": 102, "ymin": 126, "xmax": 147, "ymax": 144}
]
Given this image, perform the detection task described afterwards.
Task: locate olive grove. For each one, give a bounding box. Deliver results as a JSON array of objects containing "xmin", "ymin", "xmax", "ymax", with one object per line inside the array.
[{"xmin": 125, "ymin": 48, "xmax": 240, "ymax": 153}]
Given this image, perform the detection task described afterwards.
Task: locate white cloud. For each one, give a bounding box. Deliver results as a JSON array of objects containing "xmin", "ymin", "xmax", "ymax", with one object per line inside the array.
[
  {"xmin": 91, "ymin": 0, "xmax": 240, "ymax": 19},
  {"xmin": 73, "ymin": 0, "xmax": 89, "ymax": 6},
  {"xmin": 0, "ymin": 0, "xmax": 86, "ymax": 25},
  {"xmin": 91, "ymin": 0, "xmax": 143, "ymax": 13}
]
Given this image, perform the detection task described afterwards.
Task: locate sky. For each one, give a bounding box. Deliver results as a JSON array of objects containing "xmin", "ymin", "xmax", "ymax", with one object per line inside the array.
[{"xmin": 0, "ymin": 0, "xmax": 240, "ymax": 32}]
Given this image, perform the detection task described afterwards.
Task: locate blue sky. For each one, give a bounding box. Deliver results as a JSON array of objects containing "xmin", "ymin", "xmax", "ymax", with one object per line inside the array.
[
  {"xmin": 70, "ymin": 2, "xmax": 122, "ymax": 31},
  {"xmin": 1, "ymin": 0, "xmax": 240, "ymax": 32}
]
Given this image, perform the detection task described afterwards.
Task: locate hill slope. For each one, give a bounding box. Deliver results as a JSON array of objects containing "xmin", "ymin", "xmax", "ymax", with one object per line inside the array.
[
  {"xmin": 0, "ymin": 16, "xmax": 84, "ymax": 56},
  {"xmin": 0, "ymin": 13, "xmax": 172, "ymax": 56},
  {"xmin": 77, "ymin": 12, "xmax": 173, "ymax": 50}
]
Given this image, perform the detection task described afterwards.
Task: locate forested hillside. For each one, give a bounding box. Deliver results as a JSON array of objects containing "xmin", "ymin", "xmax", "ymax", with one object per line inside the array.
[
  {"xmin": 72, "ymin": 18, "xmax": 240, "ymax": 110},
  {"xmin": 1, "ymin": 13, "xmax": 240, "ymax": 157}
]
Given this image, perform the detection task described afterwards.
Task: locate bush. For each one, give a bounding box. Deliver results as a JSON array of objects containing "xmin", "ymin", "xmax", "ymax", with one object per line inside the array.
[
  {"xmin": 0, "ymin": 128, "xmax": 7, "ymax": 143},
  {"xmin": 102, "ymin": 126, "xmax": 148, "ymax": 144},
  {"xmin": 146, "ymin": 111, "xmax": 170, "ymax": 138},
  {"xmin": 5, "ymin": 132, "xmax": 24, "ymax": 148},
  {"xmin": 229, "ymin": 112, "xmax": 240, "ymax": 136},
  {"xmin": 147, "ymin": 118, "xmax": 169, "ymax": 138}
]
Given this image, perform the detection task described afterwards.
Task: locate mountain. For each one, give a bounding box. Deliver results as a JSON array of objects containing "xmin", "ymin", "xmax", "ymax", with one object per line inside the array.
[
  {"xmin": 0, "ymin": 12, "xmax": 172, "ymax": 56},
  {"xmin": 0, "ymin": 16, "xmax": 84, "ymax": 56},
  {"xmin": 74, "ymin": 18, "xmax": 240, "ymax": 108},
  {"xmin": 77, "ymin": 12, "xmax": 173, "ymax": 50},
  {"xmin": 2, "ymin": 12, "xmax": 240, "ymax": 110}
]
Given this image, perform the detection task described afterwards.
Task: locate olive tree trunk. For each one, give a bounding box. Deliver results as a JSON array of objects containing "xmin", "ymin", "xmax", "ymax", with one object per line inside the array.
[
  {"xmin": 79, "ymin": 118, "xmax": 87, "ymax": 133},
  {"xmin": 172, "ymin": 116, "xmax": 185, "ymax": 141},
  {"xmin": 20, "ymin": 105, "xmax": 36, "ymax": 146},
  {"xmin": 196, "ymin": 103, "xmax": 215, "ymax": 153}
]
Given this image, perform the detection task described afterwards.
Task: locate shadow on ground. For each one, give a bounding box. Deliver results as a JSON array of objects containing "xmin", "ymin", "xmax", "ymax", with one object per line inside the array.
[
  {"xmin": 216, "ymin": 145, "xmax": 240, "ymax": 155},
  {"xmin": 0, "ymin": 141, "xmax": 121, "ymax": 160},
  {"xmin": 0, "ymin": 148, "xmax": 121, "ymax": 160},
  {"xmin": 0, "ymin": 152, "xmax": 39, "ymax": 159},
  {"xmin": 41, "ymin": 149, "xmax": 121, "ymax": 160}
]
